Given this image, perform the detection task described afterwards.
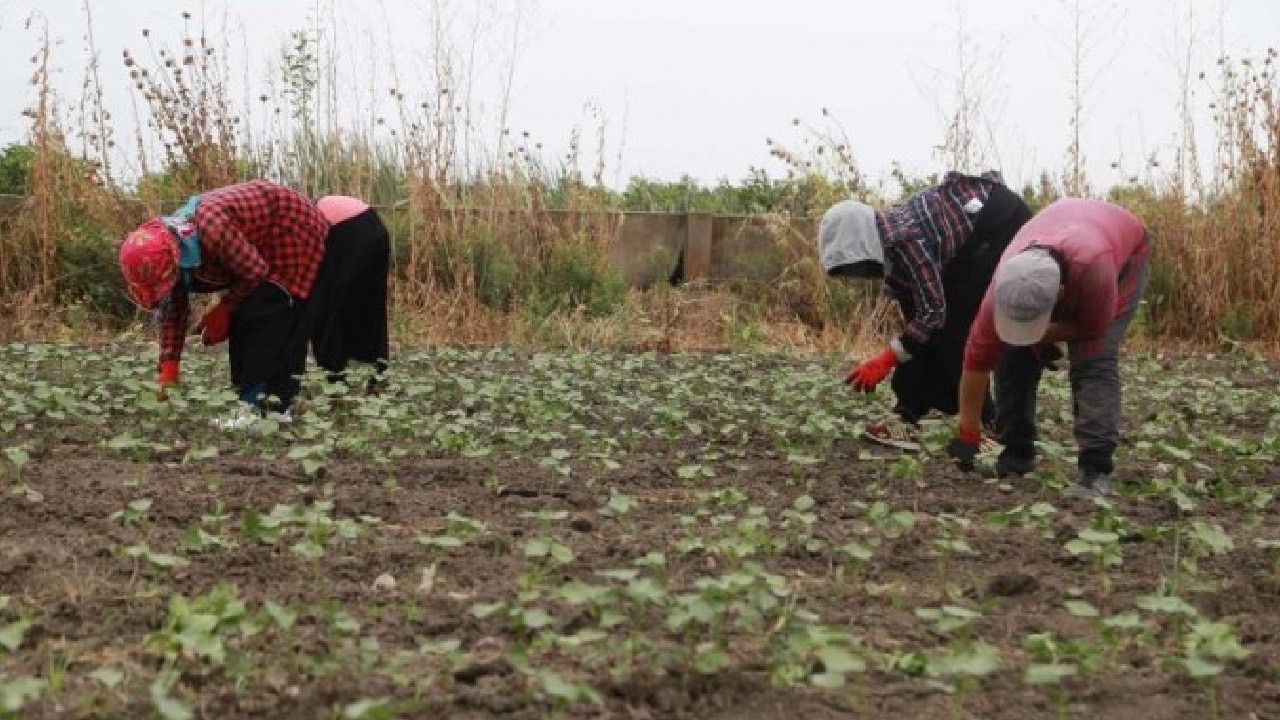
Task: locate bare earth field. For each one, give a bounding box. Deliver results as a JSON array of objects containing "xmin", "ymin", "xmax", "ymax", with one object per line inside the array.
[{"xmin": 1, "ymin": 343, "xmax": 1278, "ymax": 719}]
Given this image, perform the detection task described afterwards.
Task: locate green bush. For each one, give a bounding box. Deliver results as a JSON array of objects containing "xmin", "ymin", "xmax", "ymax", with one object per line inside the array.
[
  {"xmin": 469, "ymin": 230, "xmax": 520, "ymax": 310},
  {"xmin": 531, "ymin": 238, "xmax": 627, "ymax": 318},
  {"xmin": 0, "ymin": 143, "xmax": 33, "ymax": 194},
  {"xmin": 56, "ymin": 226, "xmax": 136, "ymax": 326}
]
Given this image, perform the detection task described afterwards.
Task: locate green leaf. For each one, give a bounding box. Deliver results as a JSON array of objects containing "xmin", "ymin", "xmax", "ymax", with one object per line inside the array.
[
  {"xmin": 539, "ymin": 670, "xmax": 580, "ymax": 700},
  {"xmin": 816, "ymin": 646, "xmax": 866, "ymax": 675},
  {"xmin": 265, "ymin": 601, "xmax": 297, "ymax": 631},
  {"xmin": 291, "ymin": 539, "xmax": 326, "ymax": 561},
  {"xmin": 1137, "ymin": 594, "xmax": 1199, "ymax": 616},
  {"xmin": 147, "ymin": 551, "xmax": 190, "ymax": 568},
  {"xmin": 1182, "ymin": 654, "xmax": 1223, "ymax": 678},
  {"xmin": 150, "ymin": 684, "xmax": 193, "ymax": 720},
  {"xmin": 1190, "ymin": 521, "xmax": 1234, "ymax": 555},
  {"xmin": 418, "ymin": 534, "xmax": 464, "ymax": 549},
  {"xmin": 524, "ymin": 538, "xmax": 550, "ymax": 559},
  {"xmin": 518, "ymin": 608, "xmax": 554, "ymax": 630},
  {"xmin": 470, "ymin": 602, "xmax": 507, "ymax": 619},
  {"xmin": 677, "ymin": 464, "xmax": 702, "ymax": 480},
  {"xmin": 558, "ymin": 581, "xmax": 609, "ymax": 605},
  {"xmin": 1064, "ymin": 600, "xmax": 1099, "ymax": 618},
  {"xmin": 633, "ymin": 552, "xmax": 665, "ymax": 568},
  {"xmin": 596, "ymin": 568, "xmax": 640, "ymax": 582},
  {"xmin": 941, "ymin": 605, "xmax": 982, "ymax": 619},
  {"xmin": 1024, "ymin": 663, "xmax": 1078, "ymax": 685},
  {"xmin": 603, "ymin": 492, "xmax": 637, "ymax": 516},
  {"xmin": 556, "ymin": 629, "xmax": 608, "ymax": 648},
  {"xmin": 89, "ymin": 666, "xmax": 125, "ymax": 689},
  {"xmin": 183, "ymin": 526, "xmax": 225, "ymax": 552},
  {"xmin": 344, "ymin": 698, "xmax": 395, "ymax": 720},
  {"xmin": 809, "ymin": 672, "xmax": 846, "ymax": 689},
  {"xmin": 842, "ymin": 542, "xmax": 874, "ymax": 562},
  {"xmin": 0, "ymin": 676, "xmax": 44, "ymax": 713},
  {"xmin": 420, "ymin": 638, "xmax": 462, "ymax": 655},
  {"xmin": 106, "ymin": 433, "xmax": 142, "ymax": 451},
  {"xmin": 0, "ymin": 617, "xmax": 32, "ymax": 652},
  {"xmin": 626, "ymin": 577, "xmax": 666, "ymax": 604},
  {"xmin": 549, "ymin": 542, "xmax": 576, "ymax": 565},
  {"xmin": 1103, "ymin": 612, "xmax": 1145, "ymax": 630},
  {"xmin": 3, "ymin": 447, "xmax": 30, "ymax": 471},
  {"xmin": 1077, "ymin": 529, "xmax": 1119, "ymax": 544},
  {"xmin": 931, "ymin": 642, "xmax": 1000, "ymax": 678}
]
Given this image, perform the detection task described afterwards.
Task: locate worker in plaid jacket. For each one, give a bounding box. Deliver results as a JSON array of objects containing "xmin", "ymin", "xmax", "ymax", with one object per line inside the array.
[
  {"xmin": 119, "ymin": 179, "xmax": 336, "ymax": 430},
  {"xmin": 818, "ymin": 170, "xmax": 1033, "ymax": 453}
]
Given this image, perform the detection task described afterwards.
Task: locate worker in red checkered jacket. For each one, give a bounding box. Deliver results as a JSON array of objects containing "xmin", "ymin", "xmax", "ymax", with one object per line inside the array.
[{"xmin": 119, "ymin": 179, "xmax": 330, "ymax": 430}]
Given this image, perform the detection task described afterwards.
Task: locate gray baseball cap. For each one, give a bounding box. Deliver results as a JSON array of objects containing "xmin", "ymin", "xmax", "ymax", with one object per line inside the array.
[{"xmin": 994, "ymin": 249, "xmax": 1062, "ymax": 346}]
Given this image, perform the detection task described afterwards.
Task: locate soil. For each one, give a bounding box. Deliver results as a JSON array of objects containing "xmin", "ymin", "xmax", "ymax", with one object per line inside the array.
[{"xmin": 1, "ymin": 347, "xmax": 1278, "ymax": 720}]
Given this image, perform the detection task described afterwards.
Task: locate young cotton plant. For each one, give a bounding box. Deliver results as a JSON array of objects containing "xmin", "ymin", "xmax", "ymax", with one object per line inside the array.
[
  {"xmin": 780, "ymin": 494, "xmax": 823, "ymax": 556},
  {"xmin": 518, "ymin": 510, "xmax": 575, "ymax": 598},
  {"xmin": 1065, "ymin": 527, "xmax": 1123, "ymax": 599},
  {"xmin": 932, "ymin": 514, "xmax": 977, "ymax": 595},
  {"xmin": 1180, "ymin": 619, "xmax": 1251, "ymax": 718}
]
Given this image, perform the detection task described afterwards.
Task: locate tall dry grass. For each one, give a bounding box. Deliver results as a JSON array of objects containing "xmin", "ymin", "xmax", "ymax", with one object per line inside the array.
[
  {"xmin": 1111, "ymin": 49, "xmax": 1280, "ymax": 347},
  {"xmin": 1, "ymin": 5, "xmax": 1278, "ymax": 353}
]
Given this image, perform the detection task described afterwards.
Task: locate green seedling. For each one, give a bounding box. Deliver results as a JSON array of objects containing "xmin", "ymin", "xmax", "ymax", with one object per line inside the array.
[
  {"xmin": 932, "ymin": 514, "xmax": 976, "ymax": 594},
  {"xmin": 110, "ymin": 498, "xmax": 153, "ymax": 526},
  {"xmin": 780, "ymin": 495, "xmax": 823, "ymax": 555},
  {"xmin": 1064, "ymin": 528, "xmax": 1123, "ymax": 598},
  {"xmin": 1181, "ymin": 620, "xmax": 1250, "ymax": 719}
]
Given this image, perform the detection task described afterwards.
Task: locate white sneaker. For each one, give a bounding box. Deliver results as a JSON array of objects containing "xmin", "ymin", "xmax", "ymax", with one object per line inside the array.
[
  {"xmin": 211, "ymin": 405, "xmax": 257, "ymax": 431},
  {"xmin": 211, "ymin": 406, "xmax": 292, "ymax": 432}
]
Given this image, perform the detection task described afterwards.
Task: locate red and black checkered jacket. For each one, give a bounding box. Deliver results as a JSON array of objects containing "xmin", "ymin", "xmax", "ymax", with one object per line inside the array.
[{"xmin": 159, "ymin": 180, "xmax": 329, "ymax": 362}]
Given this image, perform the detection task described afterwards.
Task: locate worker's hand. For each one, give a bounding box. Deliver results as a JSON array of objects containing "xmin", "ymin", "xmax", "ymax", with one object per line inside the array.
[
  {"xmin": 1032, "ymin": 342, "xmax": 1064, "ymax": 371},
  {"xmin": 844, "ymin": 347, "xmax": 899, "ymax": 392},
  {"xmin": 946, "ymin": 423, "xmax": 982, "ymax": 472},
  {"xmin": 157, "ymin": 360, "xmax": 180, "ymax": 400},
  {"xmin": 196, "ymin": 302, "xmax": 231, "ymax": 346}
]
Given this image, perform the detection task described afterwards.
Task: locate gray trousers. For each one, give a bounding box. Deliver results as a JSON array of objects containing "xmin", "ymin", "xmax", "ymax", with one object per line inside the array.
[{"xmin": 995, "ymin": 254, "xmax": 1150, "ymax": 475}]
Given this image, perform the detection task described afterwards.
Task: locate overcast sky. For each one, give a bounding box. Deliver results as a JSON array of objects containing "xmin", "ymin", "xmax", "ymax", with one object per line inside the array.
[{"xmin": 0, "ymin": 0, "xmax": 1276, "ymax": 193}]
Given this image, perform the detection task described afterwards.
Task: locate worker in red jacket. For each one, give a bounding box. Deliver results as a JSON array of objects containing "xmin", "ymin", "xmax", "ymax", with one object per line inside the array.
[
  {"xmin": 119, "ymin": 179, "xmax": 329, "ymax": 429},
  {"xmin": 947, "ymin": 198, "xmax": 1151, "ymax": 497}
]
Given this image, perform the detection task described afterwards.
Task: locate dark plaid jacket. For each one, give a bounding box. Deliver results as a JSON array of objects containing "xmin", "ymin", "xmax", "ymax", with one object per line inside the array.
[{"xmin": 877, "ymin": 170, "xmax": 1005, "ymax": 356}]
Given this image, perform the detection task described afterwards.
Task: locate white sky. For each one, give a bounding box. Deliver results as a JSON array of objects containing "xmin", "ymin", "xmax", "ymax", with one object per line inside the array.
[{"xmin": 0, "ymin": 0, "xmax": 1276, "ymax": 193}]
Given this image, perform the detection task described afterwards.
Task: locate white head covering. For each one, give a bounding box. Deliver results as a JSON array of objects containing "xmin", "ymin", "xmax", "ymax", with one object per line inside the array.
[{"xmin": 817, "ymin": 199, "xmax": 883, "ymax": 274}]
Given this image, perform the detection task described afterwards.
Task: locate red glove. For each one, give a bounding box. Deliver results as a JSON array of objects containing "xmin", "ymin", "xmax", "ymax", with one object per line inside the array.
[
  {"xmin": 947, "ymin": 423, "xmax": 982, "ymax": 471},
  {"xmin": 844, "ymin": 347, "xmax": 899, "ymax": 392},
  {"xmin": 956, "ymin": 423, "xmax": 982, "ymax": 444},
  {"xmin": 196, "ymin": 302, "xmax": 231, "ymax": 346},
  {"xmin": 157, "ymin": 360, "xmax": 180, "ymax": 399}
]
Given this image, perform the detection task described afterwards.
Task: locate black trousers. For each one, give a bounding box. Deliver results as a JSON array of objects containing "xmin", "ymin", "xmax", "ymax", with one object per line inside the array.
[
  {"xmin": 891, "ymin": 184, "xmax": 1032, "ymax": 426},
  {"xmin": 309, "ymin": 208, "xmax": 391, "ymax": 379},
  {"xmin": 228, "ymin": 281, "xmax": 313, "ymax": 410}
]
